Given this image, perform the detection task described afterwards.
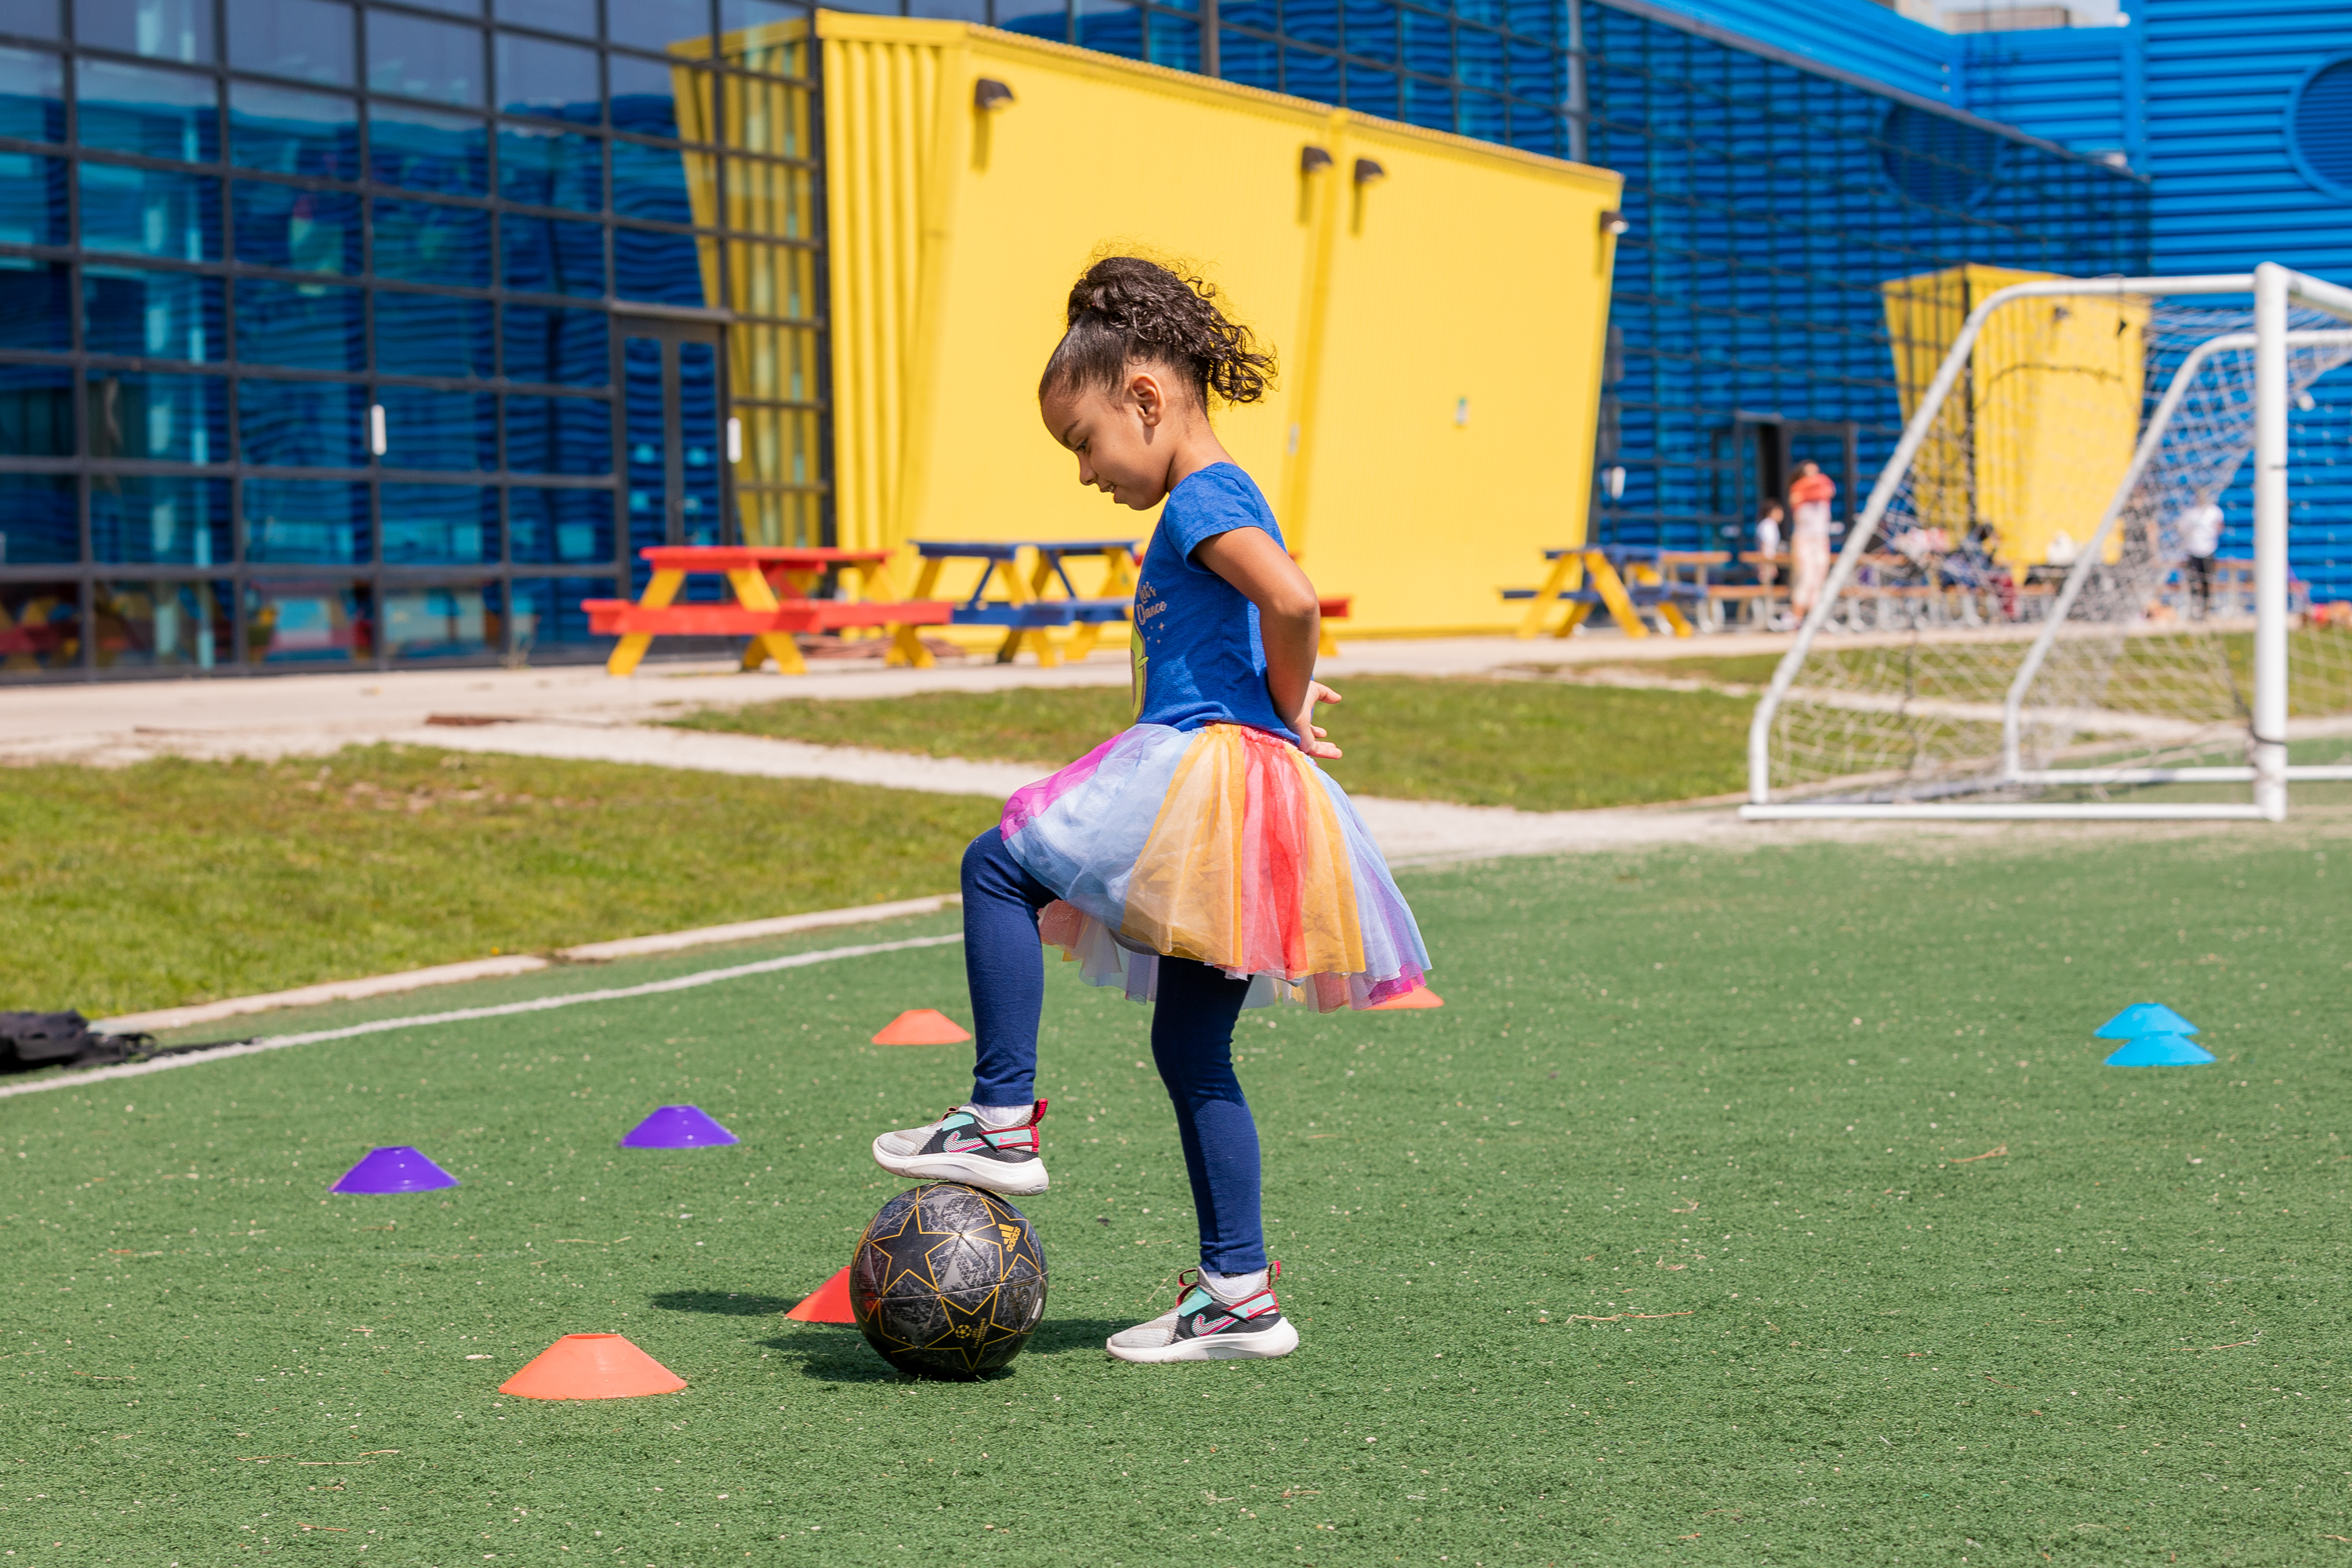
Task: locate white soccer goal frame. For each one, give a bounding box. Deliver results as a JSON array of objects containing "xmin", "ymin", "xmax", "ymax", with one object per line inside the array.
[{"xmin": 1744, "ymin": 263, "xmax": 2352, "ymax": 822}]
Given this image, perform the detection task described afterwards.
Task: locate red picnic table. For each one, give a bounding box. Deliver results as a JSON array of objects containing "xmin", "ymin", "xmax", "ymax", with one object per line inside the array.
[{"xmin": 583, "ymin": 546, "xmax": 953, "ymax": 676}]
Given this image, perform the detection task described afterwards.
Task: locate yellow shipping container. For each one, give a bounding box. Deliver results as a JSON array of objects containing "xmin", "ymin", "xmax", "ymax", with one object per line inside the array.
[
  {"xmin": 1881, "ymin": 263, "xmax": 2147, "ymax": 576},
  {"xmin": 723, "ymin": 11, "xmax": 1621, "ymax": 636}
]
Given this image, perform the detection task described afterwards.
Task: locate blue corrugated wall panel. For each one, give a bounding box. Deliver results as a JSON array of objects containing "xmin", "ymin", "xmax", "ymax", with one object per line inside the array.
[
  {"xmin": 1958, "ymin": 26, "xmax": 2136, "ymax": 164},
  {"xmin": 2143, "ymin": 0, "xmax": 2352, "ymax": 603},
  {"xmin": 1607, "ymin": 0, "xmax": 1958, "ymax": 103}
]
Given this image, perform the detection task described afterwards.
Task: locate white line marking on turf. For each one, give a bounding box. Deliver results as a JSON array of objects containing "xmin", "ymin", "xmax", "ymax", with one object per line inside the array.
[{"xmin": 0, "ymin": 933, "xmax": 966, "ymax": 1101}]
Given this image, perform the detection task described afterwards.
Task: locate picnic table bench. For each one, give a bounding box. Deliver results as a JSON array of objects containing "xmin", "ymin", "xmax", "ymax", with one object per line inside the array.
[
  {"xmin": 1504, "ymin": 544, "xmax": 1715, "ymax": 638},
  {"xmin": 583, "ymin": 546, "xmax": 953, "ymax": 676},
  {"xmin": 912, "ymin": 539, "xmax": 1139, "ymax": 666}
]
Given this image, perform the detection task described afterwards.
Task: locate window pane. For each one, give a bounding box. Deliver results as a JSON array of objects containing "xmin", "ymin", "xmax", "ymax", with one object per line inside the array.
[
  {"xmin": 728, "ymin": 321, "xmax": 816, "ymax": 401},
  {"xmin": 238, "ymin": 376, "xmax": 367, "ymax": 464},
  {"xmin": 0, "ymin": 363, "xmax": 73, "ymax": 456},
  {"xmin": 242, "ymin": 480, "xmax": 368, "ymax": 562},
  {"xmin": 1343, "ymin": 0, "xmax": 1393, "ymax": 60},
  {"xmin": 500, "ymin": 212, "xmax": 604, "ymax": 296},
  {"xmin": 508, "ymin": 486, "xmax": 611, "ymax": 564},
  {"xmin": 717, "ymin": 70, "xmax": 807, "ymax": 157},
  {"xmin": 501, "ymin": 302, "xmax": 608, "ymax": 385},
  {"xmin": 92, "ymin": 475, "xmax": 232, "ymax": 564},
  {"xmin": 367, "ymin": 9, "xmax": 485, "ymax": 107},
  {"xmin": 76, "ymin": 0, "xmax": 213, "ymax": 63},
  {"xmin": 1283, "ymin": 47, "xmax": 1338, "ymax": 103},
  {"xmin": 245, "ymin": 577, "xmax": 372, "ymax": 659},
  {"xmin": 0, "ymin": 258, "xmax": 73, "ymax": 350},
  {"xmin": 0, "ymin": 577, "xmax": 82, "ymax": 663},
  {"xmin": 227, "ymin": 0, "xmax": 354, "ymax": 85},
  {"xmin": 366, "ymin": 103, "xmax": 489, "ymax": 194},
  {"xmin": 999, "ymin": 0, "xmax": 1066, "ymax": 42},
  {"xmin": 677, "ymin": 337, "xmax": 718, "ymax": 545},
  {"xmin": 1073, "ymin": 0, "xmax": 1142, "ymax": 60},
  {"xmin": 96, "ymin": 579, "xmax": 233, "ymax": 667},
  {"xmin": 616, "ymin": 138, "xmax": 698, "ymax": 223},
  {"xmin": 0, "ymin": 154, "xmax": 69, "ymax": 245},
  {"xmin": 509, "ymin": 574, "xmax": 612, "ymax": 646},
  {"xmin": 383, "ymin": 583, "xmax": 499, "ymax": 658},
  {"xmin": 0, "ymin": 474, "xmax": 75, "ymax": 563},
  {"xmin": 496, "ymin": 0, "xmax": 594, "ymax": 38},
  {"xmin": 233, "ymin": 181, "xmax": 361, "ymax": 272},
  {"xmin": 717, "ymin": 5, "xmax": 809, "ymax": 79},
  {"xmin": 0, "ymin": 45, "xmax": 66, "ymax": 143},
  {"xmin": 498, "ymin": 124, "xmax": 604, "ymax": 212},
  {"xmin": 1403, "ymin": 75, "xmax": 1451, "ymax": 130},
  {"xmin": 82, "ymin": 264, "xmax": 224, "ymax": 360},
  {"xmin": 496, "ymin": 31, "xmax": 599, "ymax": 118},
  {"xmin": 372, "ymin": 197, "xmax": 492, "ymax": 284},
  {"xmin": 234, "ymin": 276, "xmax": 363, "ymax": 367},
  {"xmin": 1459, "ymin": 86, "xmax": 1504, "ymax": 142},
  {"xmin": 381, "ymin": 483, "xmax": 497, "ymax": 561},
  {"xmin": 1147, "ymin": 13, "xmax": 1199, "ymax": 71},
  {"xmin": 77, "ymin": 162, "xmax": 221, "ymax": 257},
  {"xmin": 505, "ymin": 394, "xmax": 609, "ymax": 473},
  {"xmin": 615, "ymin": 224, "xmax": 707, "ymax": 305},
  {"xmin": 608, "ymin": 0, "xmax": 709, "ymax": 54},
  {"xmin": 608, "ymin": 53, "xmax": 710, "ymax": 140},
  {"xmin": 1346, "ymin": 61, "xmax": 1398, "ymax": 118},
  {"xmin": 1221, "ymin": 27, "xmax": 1277, "ymax": 90},
  {"xmin": 908, "ymin": 0, "xmax": 987, "ymax": 18},
  {"xmin": 1283, "ymin": 0, "xmax": 1338, "ymax": 50},
  {"xmin": 376, "ymin": 385, "xmax": 496, "ymax": 470},
  {"xmin": 1403, "ymin": 9, "xmax": 1450, "ymax": 77},
  {"xmin": 724, "ymin": 240, "xmax": 811, "ymax": 320},
  {"xmin": 75, "ymin": 59, "xmax": 220, "ymax": 162},
  {"xmin": 8, "ymin": 0, "xmax": 63, "ymax": 40},
  {"xmin": 85, "ymin": 369, "xmax": 227, "ymax": 460},
  {"xmin": 375, "ymin": 289, "xmax": 493, "ymax": 376},
  {"xmin": 228, "ymin": 82, "xmax": 359, "ymax": 178}
]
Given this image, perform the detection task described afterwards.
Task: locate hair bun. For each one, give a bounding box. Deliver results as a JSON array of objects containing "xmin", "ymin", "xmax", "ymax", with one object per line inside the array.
[{"xmin": 1042, "ymin": 256, "xmax": 1275, "ymax": 408}]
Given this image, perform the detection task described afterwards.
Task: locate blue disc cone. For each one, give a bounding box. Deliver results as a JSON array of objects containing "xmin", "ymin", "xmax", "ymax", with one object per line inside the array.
[
  {"xmin": 620, "ymin": 1105, "xmax": 739, "ymax": 1149},
  {"xmin": 332, "ymin": 1145, "xmax": 459, "ymax": 1194},
  {"xmin": 2095, "ymin": 1003, "xmax": 2198, "ymax": 1040},
  {"xmin": 2103, "ymin": 1033, "xmax": 2216, "ymax": 1067}
]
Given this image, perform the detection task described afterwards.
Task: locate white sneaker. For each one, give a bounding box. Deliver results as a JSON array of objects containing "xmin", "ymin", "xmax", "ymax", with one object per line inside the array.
[
  {"xmin": 1106, "ymin": 1263, "xmax": 1299, "ymax": 1363},
  {"xmin": 870, "ymin": 1100, "xmax": 1049, "ymax": 1196}
]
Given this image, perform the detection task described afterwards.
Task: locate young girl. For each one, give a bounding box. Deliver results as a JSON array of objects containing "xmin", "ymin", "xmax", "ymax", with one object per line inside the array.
[{"xmin": 870, "ymin": 256, "xmax": 1430, "ymax": 1364}]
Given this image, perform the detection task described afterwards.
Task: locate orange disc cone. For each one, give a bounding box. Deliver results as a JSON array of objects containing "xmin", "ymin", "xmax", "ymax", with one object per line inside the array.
[
  {"xmin": 498, "ymin": 1334, "xmax": 686, "ymax": 1400},
  {"xmin": 872, "ymin": 1008, "xmax": 972, "ymax": 1045},
  {"xmin": 784, "ymin": 1266, "xmax": 856, "ymax": 1323},
  {"xmin": 1370, "ymin": 986, "xmax": 1444, "ymax": 1011}
]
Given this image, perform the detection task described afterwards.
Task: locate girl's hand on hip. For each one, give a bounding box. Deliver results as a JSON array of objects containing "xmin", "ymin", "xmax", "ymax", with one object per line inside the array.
[{"xmin": 1293, "ymin": 681, "xmax": 1343, "ymax": 760}]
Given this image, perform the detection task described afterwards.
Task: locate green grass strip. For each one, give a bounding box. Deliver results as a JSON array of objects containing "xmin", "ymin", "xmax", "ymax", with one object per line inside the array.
[
  {"xmin": 0, "ymin": 746, "xmax": 1000, "ymax": 1018},
  {"xmin": 677, "ymin": 673, "xmax": 1758, "ymax": 812}
]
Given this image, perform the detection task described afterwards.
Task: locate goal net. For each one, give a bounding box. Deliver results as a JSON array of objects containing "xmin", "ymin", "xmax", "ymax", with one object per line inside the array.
[{"xmin": 1746, "ymin": 264, "xmax": 2352, "ymax": 820}]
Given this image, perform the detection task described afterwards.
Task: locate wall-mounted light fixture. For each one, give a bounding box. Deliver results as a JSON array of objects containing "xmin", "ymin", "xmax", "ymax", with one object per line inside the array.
[
  {"xmin": 1299, "ymin": 144, "xmax": 1332, "ymax": 174},
  {"xmin": 368, "ymin": 403, "xmax": 387, "ymax": 458},
  {"xmin": 1352, "ymin": 157, "xmax": 1385, "ymax": 185},
  {"xmin": 1604, "ymin": 465, "xmax": 1627, "ymax": 500},
  {"xmin": 1599, "ymin": 209, "xmax": 1629, "ymax": 237},
  {"xmin": 973, "ymin": 78, "xmax": 1014, "ymax": 111}
]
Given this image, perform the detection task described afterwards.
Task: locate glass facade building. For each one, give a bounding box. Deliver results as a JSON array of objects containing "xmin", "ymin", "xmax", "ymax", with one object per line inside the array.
[
  {"xmin": 0, "ymin": 0, "xmax": 822, "ymax": 673},
  {"xmin": 0, "ymin": 0, "xmax": 2149, "ymax": 677}
]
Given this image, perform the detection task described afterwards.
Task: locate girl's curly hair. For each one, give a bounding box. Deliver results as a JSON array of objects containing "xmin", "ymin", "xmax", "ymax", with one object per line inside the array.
[{"xmin": 1038, "ymin": 256, "xmax": 1276, "ymax": 408}]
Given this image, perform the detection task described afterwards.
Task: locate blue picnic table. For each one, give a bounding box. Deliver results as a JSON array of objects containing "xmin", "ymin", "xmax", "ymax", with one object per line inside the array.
[{"xmin": 911, "ymin": 538, "xmax": 1140, "ymax": 665}]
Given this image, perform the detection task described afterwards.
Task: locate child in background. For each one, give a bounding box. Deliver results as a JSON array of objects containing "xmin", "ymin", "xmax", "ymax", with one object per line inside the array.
[
  {"xmin": 1788, "ymin": 461, "xmax": 1838, "ymax": 625},
  {"xmin": 870, "ymin": 256, "xmax": 1430, "ymax": 1364}
]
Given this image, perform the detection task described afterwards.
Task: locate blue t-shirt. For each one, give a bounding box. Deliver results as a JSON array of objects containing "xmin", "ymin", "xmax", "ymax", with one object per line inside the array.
[{"xmin": 1131, "ymin": 463, "xmax": 1298, "ymax": 742}]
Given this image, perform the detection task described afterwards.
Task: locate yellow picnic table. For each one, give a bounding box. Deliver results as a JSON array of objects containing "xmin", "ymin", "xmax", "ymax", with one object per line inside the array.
[{"xmin": 1506, "ymin": 545, "xmax": 1711, "ymax": 638}]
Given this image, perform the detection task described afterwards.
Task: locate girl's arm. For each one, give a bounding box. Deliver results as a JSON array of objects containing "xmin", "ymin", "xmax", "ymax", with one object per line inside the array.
[{"xmin": 1192, "ymin": 526, "xmax": 1343, "ymax": 759}]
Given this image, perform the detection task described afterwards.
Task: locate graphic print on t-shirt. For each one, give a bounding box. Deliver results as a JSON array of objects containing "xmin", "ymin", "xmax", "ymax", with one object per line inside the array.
[{"xmin": 1130, "ymin": 464, "xmax": 1298, "ymax": 741}]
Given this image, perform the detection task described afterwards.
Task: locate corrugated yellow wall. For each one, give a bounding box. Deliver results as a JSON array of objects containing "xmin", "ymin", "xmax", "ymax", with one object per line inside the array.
[
  {"xmin": 816, "ymin": 12, "xmax": 1621, "ymax": 630},
  {"xmin": 1883, "ymin": 263, "xmax": 2147, "ymax": 575}
]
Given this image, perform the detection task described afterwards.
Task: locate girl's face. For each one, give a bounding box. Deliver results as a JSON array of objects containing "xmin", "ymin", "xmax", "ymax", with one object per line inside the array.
[{"xmin": 1039, "ymin": 367, "xmax": 1184, "ymax": 511}]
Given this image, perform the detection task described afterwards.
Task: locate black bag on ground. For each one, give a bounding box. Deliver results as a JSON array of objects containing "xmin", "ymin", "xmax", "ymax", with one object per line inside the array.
[{"xmin": 0, "ymin": 1011, "xmax": 154, "ymax": 1072}]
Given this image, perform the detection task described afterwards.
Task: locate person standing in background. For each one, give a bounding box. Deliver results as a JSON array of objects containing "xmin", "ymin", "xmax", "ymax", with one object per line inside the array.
[
  {"xmin": 1787, "ymin": 461, "xmax": 1837, "ymax": 627},
  {"xmin": 1754, "ymin": 500, "xmax": 1784, "ymax": 589},
  {"xmin": 2180, "ymin": 498, "xmax": 2223, "ymax": 619}
]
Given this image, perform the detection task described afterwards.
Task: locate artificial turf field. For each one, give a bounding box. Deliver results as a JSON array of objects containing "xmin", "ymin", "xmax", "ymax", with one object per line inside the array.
[{"xmin": 3, "ymin": 828, "xmax": 2348, "ymax": 1566}]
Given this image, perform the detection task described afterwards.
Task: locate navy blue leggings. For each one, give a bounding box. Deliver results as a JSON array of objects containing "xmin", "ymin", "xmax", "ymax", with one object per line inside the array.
[{"xmin": 962, "ymin": 828, "xmax": 1265, "ymax": 1275}]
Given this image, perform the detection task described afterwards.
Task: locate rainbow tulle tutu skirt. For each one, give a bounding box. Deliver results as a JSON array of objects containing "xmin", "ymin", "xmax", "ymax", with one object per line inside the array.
[{"xmin": 1000, "ymin": 722, "xmax": 1430, "ymax": 1011}]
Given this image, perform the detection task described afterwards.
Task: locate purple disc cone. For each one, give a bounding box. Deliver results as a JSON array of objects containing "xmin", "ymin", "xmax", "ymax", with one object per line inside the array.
[
  {"xmin": 332, "ymin": 1145, "xmax": 459, "ymax": 1194},
  {"xmin": 621, "ymin": 1105, "xmax": 739, "ymax": 1149}
]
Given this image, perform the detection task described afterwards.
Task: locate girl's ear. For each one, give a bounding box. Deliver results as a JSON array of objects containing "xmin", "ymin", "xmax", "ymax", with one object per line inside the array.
[{"xmin": 1129, "ymin": 368, "xmax": 1166, "ymax": 428}]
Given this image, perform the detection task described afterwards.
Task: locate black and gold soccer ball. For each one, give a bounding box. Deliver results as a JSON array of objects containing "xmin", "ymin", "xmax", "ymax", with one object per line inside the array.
[{"xmin": 848, "ymin": 1182, "xmax": 1048, "ymax": 1379}]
